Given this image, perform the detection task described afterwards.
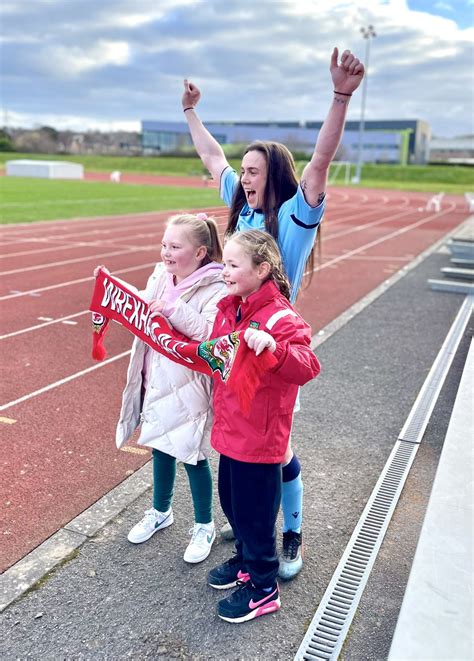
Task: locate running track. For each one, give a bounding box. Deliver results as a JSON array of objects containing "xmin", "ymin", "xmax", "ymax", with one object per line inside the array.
[{"xmin": 0, "ymin": 182, "xmax": 469, "ymax": 572}]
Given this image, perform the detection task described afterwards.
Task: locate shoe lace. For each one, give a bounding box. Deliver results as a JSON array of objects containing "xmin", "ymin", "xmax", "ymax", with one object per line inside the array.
[
  {"xmin": 283, "ymin": 532, "xmax": 301, "ymax": 560},
  {"xmin": 229, "ymin": 581, "xmax": 252, "ymax": 603},
  {"xmin": 188, "ymin": 524, "xmax": 209, "ymax": 546},
  {"xmin": 227, "ymin": 552, "xmax": 241, "ymax": 567},
  {"xmin": 139, "ymin": 509, "xmax": 158, "ymax": 527}
]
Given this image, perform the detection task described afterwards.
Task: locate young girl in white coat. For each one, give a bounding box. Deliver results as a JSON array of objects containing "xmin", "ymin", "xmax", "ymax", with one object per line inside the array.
[{"xmin": 114, "ymin": 213, "xmax": 226, "ymax": 563}]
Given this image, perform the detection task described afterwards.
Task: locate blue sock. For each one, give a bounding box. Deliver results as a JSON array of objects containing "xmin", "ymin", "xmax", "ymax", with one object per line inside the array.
[{"xmin": 281, "ymin": 455, "xmax": 303, "ymax": 533}]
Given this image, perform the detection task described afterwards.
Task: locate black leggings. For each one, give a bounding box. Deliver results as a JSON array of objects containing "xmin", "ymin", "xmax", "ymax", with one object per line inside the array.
[{"xmin": 218, "ymin": 455, "xmax": 281, "ymax": 589}]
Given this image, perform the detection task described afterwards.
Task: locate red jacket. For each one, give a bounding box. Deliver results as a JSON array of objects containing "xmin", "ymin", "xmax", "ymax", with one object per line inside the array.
[{"xmin": 210, "ymin": 280, "xmax": 320, "ymax": 463}]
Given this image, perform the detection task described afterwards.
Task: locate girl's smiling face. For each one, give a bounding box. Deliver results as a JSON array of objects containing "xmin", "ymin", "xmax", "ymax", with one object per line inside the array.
[
  {"xmin": 161, "ymin": 225, "xmax": 205, "ymax": 282},
  {"xmin": 240, "ymin": 150, "xmax": 267, "ymax": 209},
  {"xmin": 222, "ymin": 240, "xmax": 270, "ymax": 300}
]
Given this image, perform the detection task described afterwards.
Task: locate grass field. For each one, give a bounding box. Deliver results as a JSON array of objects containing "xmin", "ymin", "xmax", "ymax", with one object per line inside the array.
[
  {"xmin": 1, "ymin": 151, "xmax": 472, "ymax": 190},
  {"xmin": 0, "ymin": 177, "xmax": 221, "ymax": 224},
  {"xmin": 0, "ymin": 152, "xmax": 472, "ymax": 224}
]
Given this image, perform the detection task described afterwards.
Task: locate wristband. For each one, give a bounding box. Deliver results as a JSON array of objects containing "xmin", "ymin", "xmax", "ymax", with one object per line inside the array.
[
  {"xmin": 334, "ymin": 91, "xmax": 352, "ymax": 97},
  {"xmin": 183, "ymin": 106, "xmax": 194, "ymax": 112}
]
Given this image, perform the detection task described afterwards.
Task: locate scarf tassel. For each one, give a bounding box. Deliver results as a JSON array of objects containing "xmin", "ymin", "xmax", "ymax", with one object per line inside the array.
[{"xmin": 226, "ymin": 347, "xmax": 277, "ymax": 415}]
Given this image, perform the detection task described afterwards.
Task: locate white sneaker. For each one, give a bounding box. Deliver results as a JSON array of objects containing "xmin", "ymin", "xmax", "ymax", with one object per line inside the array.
[
  {"xmin": 183, "ymin": 522, "xmax": 216, "ymax": 563},
  {"xmin": 127, "ymin": 508, "xmax": 173, "ymax": 544}
]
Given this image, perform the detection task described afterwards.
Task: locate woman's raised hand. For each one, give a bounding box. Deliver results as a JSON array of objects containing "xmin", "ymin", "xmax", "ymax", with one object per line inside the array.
[
  {"xmin": 182, "ymin": 79, "xmax": 201, "ymax": 109},
  {"xmin": 330, "ymin": 47, "xmax": 365, "ymax": 95}
]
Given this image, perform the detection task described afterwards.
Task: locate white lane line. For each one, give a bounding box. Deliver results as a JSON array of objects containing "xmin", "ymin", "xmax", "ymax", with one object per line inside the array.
[
  {"xmin": 0, "ymin": 350, "xmax": 131, "ymax": 412},
  {"xmin": 306, "ymin": 205, "xmax": 457, "ymax": 276},
  {"xmin": 37, "ymin": 316, "xmax": 54, "ymax": 321},
  {"xmin": 0, "ymin": 233, "xmax": 172, "ymax": 259},
  {"xmin": 0, "ymin": 205, "xmax": 227, "ymax": 233},
  {"xmin": 322, "ymin": 254, "xmax": 412, "ymax": 262},
  {"xmin": 61, "ymin": 320, "xmax": 78, "ymax": 325},
  {"xmin": 325, "ymin": 207, "xmax": 417, "ymax": 242},
  {"xmin": 9, "ymin": 289, "xmax": 41, "ymax": 297},
  {"xmin": 0, "ymin": 416, "xmax": 17, "ymax": 424},
  {"xmin": 0, "ymin": 261, "xmax": 157, "ymax": 301},
  {"xmin": 1, "ymin": 311, "xmax": 89, "ymax": 339},
  {"xmin": 0, "ymin": 240, "xmax": 120, "ymax": 259},
  {"xmin": 0, "ymin": 247, "xmax": 152, "ymax": 276},
  {"xmin": 0, "ymin": 212, "xmax": 229, "ymax": 252},
  {"xmin": 120, "ymin": 446, "xmax": 149, "ymax": 455}
]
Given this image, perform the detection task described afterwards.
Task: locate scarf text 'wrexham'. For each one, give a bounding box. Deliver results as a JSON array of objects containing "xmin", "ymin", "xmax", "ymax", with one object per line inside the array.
[{"xmin": 89, "ymin": 268, "xmax": 277, "ymax": 414}]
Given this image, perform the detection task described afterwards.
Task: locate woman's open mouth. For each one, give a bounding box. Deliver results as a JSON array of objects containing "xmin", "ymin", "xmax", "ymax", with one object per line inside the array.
[{"xmin": 245, "ymin": 189, "xmax": 257, "ymax": 205}]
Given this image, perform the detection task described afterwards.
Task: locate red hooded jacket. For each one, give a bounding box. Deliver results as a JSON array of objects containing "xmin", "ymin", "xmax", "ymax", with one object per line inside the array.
[{"xmin": 210, "ymin": 280, "xmax": 320, "ymax": 463}]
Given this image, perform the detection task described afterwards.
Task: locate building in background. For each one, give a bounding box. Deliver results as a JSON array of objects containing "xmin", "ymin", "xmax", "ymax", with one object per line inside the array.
[
  {"xmin": 428, "ymin": 135, "xmax": 474, "ymax": 165},
  {"xmin": 141, "ymin": 118, "xmax": 431, "ymax": 165}
]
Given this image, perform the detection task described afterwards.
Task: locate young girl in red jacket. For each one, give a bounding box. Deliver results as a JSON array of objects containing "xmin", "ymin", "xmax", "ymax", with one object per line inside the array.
[{"xmin": 207, "ymin": 230, "xmax": 320, "ymax": 623}]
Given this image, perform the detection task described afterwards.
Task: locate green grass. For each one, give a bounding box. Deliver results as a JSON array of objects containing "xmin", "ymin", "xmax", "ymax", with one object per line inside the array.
[
  {"xmin": 327, "ymin": 163, "xmax": 473, "ymax": 194},
  {"xmin": 2, "ymin": 151, "xmax": 471, "ymax": 193},
  {"xmin": 0, "ymin": 177, "xmax": 221, "ymax": 224},
  {"xmin": 1, "ymin": 153, "xmax": 471, "ymax": 224}
]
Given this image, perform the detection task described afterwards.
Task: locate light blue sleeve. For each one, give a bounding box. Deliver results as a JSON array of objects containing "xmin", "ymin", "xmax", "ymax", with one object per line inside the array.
[
  {"xmin": 277, "ymin": 186, "xmax": 326, "ymax": 302},
  {"xmin": 219, "ymin": 166, "xmax": 239, "ymax": 208}
]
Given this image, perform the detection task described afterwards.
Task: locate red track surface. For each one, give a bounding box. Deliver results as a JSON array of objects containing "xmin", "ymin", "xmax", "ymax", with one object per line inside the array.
[{"xmin": 0, "ymin": 181, "xmax": 469, "ymax": 572}]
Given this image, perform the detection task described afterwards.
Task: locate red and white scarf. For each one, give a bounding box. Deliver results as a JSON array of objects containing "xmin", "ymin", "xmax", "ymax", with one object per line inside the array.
[{"xmin": 89, "ymin": 268, "xmax": 277, "ymax": 414}]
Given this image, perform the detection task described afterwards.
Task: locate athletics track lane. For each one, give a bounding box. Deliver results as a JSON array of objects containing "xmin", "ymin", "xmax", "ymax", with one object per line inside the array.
[{"xmin": 0, "ymin": 187, "xmax": 469, "ymax": 571}]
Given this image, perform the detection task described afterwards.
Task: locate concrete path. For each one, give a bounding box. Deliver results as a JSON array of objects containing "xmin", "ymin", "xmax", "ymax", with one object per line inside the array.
[{"xmin": 1, "ymin": 247, "xmax": 472, "ymax": 660}]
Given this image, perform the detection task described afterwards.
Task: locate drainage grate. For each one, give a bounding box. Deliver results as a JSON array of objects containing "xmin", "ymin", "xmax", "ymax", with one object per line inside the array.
[
  {"xmin": 294, "ymin": 440, "xmax": 418, "ymax": 661},
  {"xmin": 294, "ymin": 295, "xmax": 473, "ymax": 661}
]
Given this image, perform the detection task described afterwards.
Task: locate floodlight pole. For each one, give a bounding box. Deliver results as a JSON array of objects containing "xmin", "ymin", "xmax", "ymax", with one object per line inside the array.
[{"xmin": 354, "ymin": 25, "xmax": 376, "ymax": 184}]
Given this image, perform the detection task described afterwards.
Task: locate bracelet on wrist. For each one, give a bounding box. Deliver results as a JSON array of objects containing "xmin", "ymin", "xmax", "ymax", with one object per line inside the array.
[
  {"xmin": 183, "ymin": 106, "xmax": 194, "ymax": 112},
  {"xmin": 334, "ymin": 90, "xmax": 352, "ymax": 97}
]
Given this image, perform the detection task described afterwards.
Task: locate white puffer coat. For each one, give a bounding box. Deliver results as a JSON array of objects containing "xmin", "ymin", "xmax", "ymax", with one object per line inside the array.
[{"xmin": 116, "ymin": 262, "xmax": 226, "ymax": 464}]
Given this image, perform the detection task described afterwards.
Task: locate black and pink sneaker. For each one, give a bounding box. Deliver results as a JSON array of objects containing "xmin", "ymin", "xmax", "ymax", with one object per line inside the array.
[
  {"xmin": 217, "ymin": 582, "xmax": 280, "ymax": 623},
  {"xmin": 208, "ymin": 557, "xmax": 250, "ymax": 590}
]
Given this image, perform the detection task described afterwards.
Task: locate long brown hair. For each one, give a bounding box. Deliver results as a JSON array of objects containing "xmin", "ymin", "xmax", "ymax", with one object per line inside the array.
[
  {"xmin": 226, "ymin": 141, "xmax": 298, "ymax": 241},
  {"xmin": 226, "ymin": 141, "xmax": 318, "ymax": 292}
]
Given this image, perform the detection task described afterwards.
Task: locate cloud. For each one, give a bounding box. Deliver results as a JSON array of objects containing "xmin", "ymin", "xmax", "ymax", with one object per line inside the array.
[
  {"xmin": 434, "ymin": 1, "xmax": 454, "ymax": 11},
  {"xmin": 1, "ymin": 0, "xmax": 473, "ymax": 137},
  {"xmin": 38, "ymin": 40, "xmax": 131, "ymax": 77}
]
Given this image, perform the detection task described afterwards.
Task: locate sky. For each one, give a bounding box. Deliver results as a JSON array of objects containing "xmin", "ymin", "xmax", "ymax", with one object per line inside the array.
[{"xmin": 1, "ymin": 0, "xmax": 473, "ymax": 138}]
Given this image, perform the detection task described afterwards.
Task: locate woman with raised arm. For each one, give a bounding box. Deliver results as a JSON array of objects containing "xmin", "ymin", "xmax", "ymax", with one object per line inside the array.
[{"xmin": 181, "ymin": 47, "xmax": 364, "ymax": 580}]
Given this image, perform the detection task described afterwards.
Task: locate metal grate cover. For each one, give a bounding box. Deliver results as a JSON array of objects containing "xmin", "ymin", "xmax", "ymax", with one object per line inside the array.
[
  {"xmin": 294, "ymin": 440, "xmax": 418, "ymax": 661},
  {"xmin": 295, "ymin": 294, "xmax": 473, "ymax": 661}
]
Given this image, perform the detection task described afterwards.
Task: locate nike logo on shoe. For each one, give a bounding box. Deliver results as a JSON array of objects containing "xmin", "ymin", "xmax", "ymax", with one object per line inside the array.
[
  {"xmin": 237, "ymin": 570, "xmax": 250, "ymax": 582},
  {"xmin": 249, "ymin": 587, "xmax": 278, "ymax": 609}
]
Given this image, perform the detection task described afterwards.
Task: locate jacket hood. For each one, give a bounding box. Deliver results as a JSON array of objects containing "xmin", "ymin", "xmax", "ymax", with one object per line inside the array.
[{"xmin": 153, "ymin": 261, "xmax": 224, "ymax": 300}]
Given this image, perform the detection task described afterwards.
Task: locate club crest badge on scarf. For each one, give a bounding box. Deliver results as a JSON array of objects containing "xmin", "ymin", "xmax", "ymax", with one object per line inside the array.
[{"xmin": 89, "ymin": 268, "xmax": 277, "ymax": 414}]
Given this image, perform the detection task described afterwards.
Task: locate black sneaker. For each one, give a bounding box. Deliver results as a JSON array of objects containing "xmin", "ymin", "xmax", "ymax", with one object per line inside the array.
[
  {"xmin": 217, "ymin": 581, "xmax": 280, "ymax": 623},
  {"xmin": 208, "ymin": 557, "xmax": 250, "ymax": 590},
  {"xmin": 279, "ymin": 530, "xmax": 303, "ymax": 580}
]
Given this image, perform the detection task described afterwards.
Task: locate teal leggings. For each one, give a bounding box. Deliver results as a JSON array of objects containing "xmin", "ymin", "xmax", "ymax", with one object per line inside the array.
[{"xmin": 152, "ymin": 448, "xmax": 213, "ymax": 524}]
